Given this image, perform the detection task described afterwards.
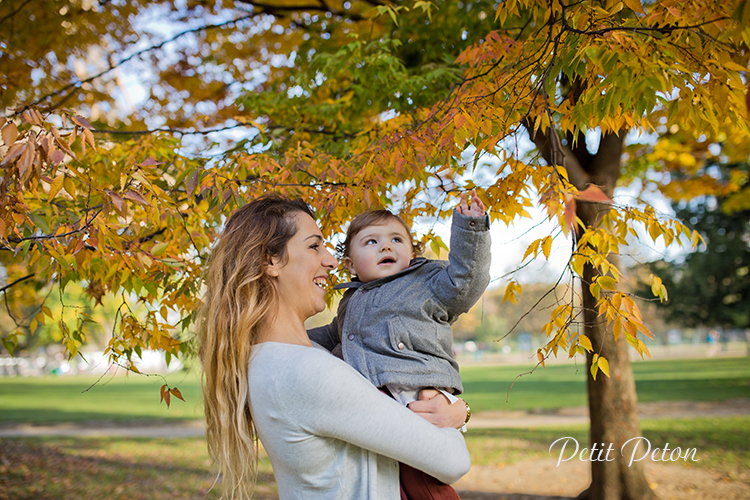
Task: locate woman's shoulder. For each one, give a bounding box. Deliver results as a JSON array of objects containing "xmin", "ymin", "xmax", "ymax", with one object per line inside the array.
[{"xmin": 252, "ymin": 342, "xmax": 355, "ymax": 383}]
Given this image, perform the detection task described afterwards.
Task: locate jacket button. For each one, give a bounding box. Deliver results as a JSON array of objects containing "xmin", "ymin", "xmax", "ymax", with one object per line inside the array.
[
  {"xmin": 397, "ymin": 342, "xmax": 405, "ymax": 350},
  {"xmin": 347, "ymin": 334, "xmax": 355, "ymax": 341}
]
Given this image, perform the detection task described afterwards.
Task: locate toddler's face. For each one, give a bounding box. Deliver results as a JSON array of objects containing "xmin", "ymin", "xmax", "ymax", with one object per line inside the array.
[{"xmin": 345, "ymin": 219, "xmax": 415, "ymax": 283}]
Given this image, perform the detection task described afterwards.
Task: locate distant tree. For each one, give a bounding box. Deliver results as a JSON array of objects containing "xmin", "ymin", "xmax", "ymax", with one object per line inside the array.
[{"xmin": 642, "ymin": 165, "xmax": 750, "ymax": 330}]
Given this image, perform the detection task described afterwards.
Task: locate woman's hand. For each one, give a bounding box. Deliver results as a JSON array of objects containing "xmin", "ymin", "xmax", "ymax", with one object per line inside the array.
[{"xmin": 407, "ymin": 389, "xmax": 468, "ymax": 429}]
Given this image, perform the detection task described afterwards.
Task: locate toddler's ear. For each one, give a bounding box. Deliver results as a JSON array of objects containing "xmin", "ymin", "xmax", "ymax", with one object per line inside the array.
[{"xmin": 343, "ymin": 257, "xmax": 357, "ymax": 277}]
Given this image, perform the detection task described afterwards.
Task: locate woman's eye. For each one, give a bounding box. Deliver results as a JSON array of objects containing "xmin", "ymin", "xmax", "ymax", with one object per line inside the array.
[{"xmin": 310, "ymin": 243, "xmax": 320, "ymax": 250}]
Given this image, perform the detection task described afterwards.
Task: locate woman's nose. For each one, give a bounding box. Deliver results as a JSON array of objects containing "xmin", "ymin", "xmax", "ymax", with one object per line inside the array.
[{"xmin": 322, "ymin": 248, "xmax": 337, "ymax": 269}]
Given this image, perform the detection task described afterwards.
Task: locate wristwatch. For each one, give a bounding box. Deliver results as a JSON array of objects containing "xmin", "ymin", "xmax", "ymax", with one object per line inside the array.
[{"xmin": 463, "ymin": 399, "xmax": 471, "ymax": 424}]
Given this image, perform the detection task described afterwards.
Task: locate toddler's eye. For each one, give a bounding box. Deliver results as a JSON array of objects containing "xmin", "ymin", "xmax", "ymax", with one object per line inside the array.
[
  {"xmin": 392, "ymin": 237, "xmax": 403, "ymax": 243},
  {"xmin": 365, "ymin": 238, "xmax": 377, "ymax": 245}
]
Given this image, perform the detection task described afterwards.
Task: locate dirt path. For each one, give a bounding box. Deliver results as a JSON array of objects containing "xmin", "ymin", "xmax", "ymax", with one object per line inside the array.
[
  {"xmin": 455, "ymin": 457, "xmax": 750, "ymax": 500},
  {"xmin": 3, "ymin": 398, "xmax": 748, "ymax": 438}
]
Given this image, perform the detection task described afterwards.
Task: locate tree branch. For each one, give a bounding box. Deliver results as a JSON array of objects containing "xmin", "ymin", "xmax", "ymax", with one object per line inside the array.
[
  {"xmin": 17, "ymin": 14, "xmax": 259, "ymax": 114},
  {"xmin": 0, "ymin": 273, "xmax": 36, "ymax": 294},
  {"xmin": 524, "ymin": 120, "xmax": 589, "ymax": 189},
  {"xmin": 93, "ymin": 121, "xmax": 355, "ymax": 138},
  {"xmin": 0, "ymin": 0, "xmax": 33, "ymax": 27},
  {"xmin": 235, "ymin": 0, "xmax": 365, "ymax": 21}
]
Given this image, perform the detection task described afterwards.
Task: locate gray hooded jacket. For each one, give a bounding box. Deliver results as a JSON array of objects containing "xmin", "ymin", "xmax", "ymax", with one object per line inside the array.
[{"xmin": 308, "ymin": 210, "xmax": 491, "ymax": 394}]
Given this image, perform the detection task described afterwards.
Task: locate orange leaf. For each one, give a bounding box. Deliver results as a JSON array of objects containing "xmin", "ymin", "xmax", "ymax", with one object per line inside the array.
[
  {"xmin": 49, "ymin": 146, "xmax": 65, "ymax": 165},
  {"xmin": 83, "ymin": 128, "xmax": 97, "ymax": 152},
  {"xmin": 536, "ymin": 349, "xmax": 546, "ymax": 368},
  {"xmin": 160, "ymin": 384, "xmax": 171, "ymax": 408},
  {"xmin": 575, "ymin": 185, "xmax": 612, "ymax": 204},
  {"xmin": 105, "ymin": 189, "xmax": 126, "ymax": 214},
  {"xmin": 170, "ymin": 387, "xmax": 185, "ymax": 402},
  {"xmin": 18, "ymin": 143, "xmax": 34, "ymax": 179},
  {"xmin": 453, "ymin": 113, "xmax": 467, "ymax": 130},
  {"xmin": 1, "ymin": 142, "xmax": 26, "ymax": 166},
  {"xmin": 71, "ymin": 115, "xmax": 92, "ymax": 130},
  {"xmin": 564, "ymin": 198, "xmax": 577, "ymax": 230},
  {"xmin": 124, "ymin": 189, "xmax": 150, "ymax": 206},
  {"xmin": 2, "ymin": 122, "xmax": 18, "ymax": 146},
  {"xmin": 186, "ymin": 169, "xmax": 201, "ymax": 199},
  {"xmin": 140, "ymin": 157, "xmax": 163, "ymax": 167}
]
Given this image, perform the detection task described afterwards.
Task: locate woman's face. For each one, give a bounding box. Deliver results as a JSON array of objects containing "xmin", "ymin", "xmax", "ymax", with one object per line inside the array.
[{"xmin": 269, "ymin": 213, "xmax": 337, "ymax": 322}]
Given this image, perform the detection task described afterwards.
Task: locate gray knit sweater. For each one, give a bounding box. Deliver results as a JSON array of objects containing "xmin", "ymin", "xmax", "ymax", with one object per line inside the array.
[{"xmin": 248, "ymin": 342, "xmax": 471, "ymax": 499}]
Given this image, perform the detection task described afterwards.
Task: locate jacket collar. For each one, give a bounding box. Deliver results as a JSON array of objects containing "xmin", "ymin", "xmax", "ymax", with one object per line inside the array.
[{"xmin": 334, "ymin": 257, "xmax": 428, "ymax": 291}]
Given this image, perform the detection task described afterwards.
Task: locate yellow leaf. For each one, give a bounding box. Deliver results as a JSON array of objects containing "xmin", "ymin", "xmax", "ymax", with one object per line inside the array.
[
  {"xmin": 613, "ymin": 315, "xmax": 623, "ymax": 343},
  {"xmin": 622, "ymin": 0, "xmax": 646, "ymax": 14},
  {"xmin": 578, "ymin": 334, "xmax": 593, "ymax": 352},
  {"xmin": 536, "ymin": 349, "xmax": 546, "ymax": 368},
  {"xmin": 502, "ymin": 281, "xmax": 521, "ymax": 304},
  {"xmin": 541, "ymin": 236, "xmax": 552, "ymax": 260},
  {"xmin": 598, "ymin": 356, "xmax": 610, "ymax": 377},
  {"xmin": 522, "ymin": 239, "xmax": 540, "ymax": 261},
  {"xmin": 63, "ymin": 177, "xmax": 76, "ymax": 198},
  {"xmin": 571, "ymin": 255, "xmax": 585, "ymax": 277},
  {"xmin": 152, "ymin": 242, "xmax": 169, "ymax": 256},
  {"xmin": 650, "ymin": 276, "xmax": 662, "ymax": 297},
  {"xmin": 598, "ymin": 276, "xmax": 617, "ymax": 290},
  {"xmin": 49, "ymin": 175, "xmax": 65, "ymax": 200}
]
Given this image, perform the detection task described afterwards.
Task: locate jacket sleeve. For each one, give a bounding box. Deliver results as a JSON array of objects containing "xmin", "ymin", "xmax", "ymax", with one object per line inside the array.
[
  {"xmin": 306, "ymin": 290, "xmax": 351, "ymax": 351},
  {"xmin": 429, "ymin": 209, "xmax": 491, "ymax": 318},
  {"xmin": 307, "ymin": 321, "xmax": 339, "ymax": 352},
  {"xmin": 283, "ymin": 352, "xmax": 471, "ymax": 485}
]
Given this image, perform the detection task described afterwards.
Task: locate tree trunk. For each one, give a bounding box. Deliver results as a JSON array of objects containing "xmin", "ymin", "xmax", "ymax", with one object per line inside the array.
[
  {"xmin": 576, "ymin": 257, "xmax": 657, "ymax": 500},
  {"xmin": 527, "ymin": 125, "xmax": 658, "ymax": 499}
]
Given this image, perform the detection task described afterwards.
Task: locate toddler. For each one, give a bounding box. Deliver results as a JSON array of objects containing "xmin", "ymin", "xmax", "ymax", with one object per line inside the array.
[{"xmin": 308, "ymin": 191, "xmax": 491, "ymax": 500}]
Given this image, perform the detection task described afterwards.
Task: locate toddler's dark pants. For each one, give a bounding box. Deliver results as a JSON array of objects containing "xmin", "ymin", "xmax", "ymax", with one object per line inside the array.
[{"xmin": 399, "ymin": 461, "xmax": 462, "ymax": 500}]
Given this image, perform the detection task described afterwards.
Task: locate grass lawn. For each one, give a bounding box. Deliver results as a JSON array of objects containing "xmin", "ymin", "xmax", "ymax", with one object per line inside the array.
[
  {"xmin": 461, "ymin": 356, "xmax": 750, "ymax": 412},
  {"xmin": 465, "ymin": 416, "xmax": 750, "ymax": 480},
  {"xmin": 0, "ymin": 357, "xmax": 748, "ymax": 425},
  {"xmin": 0, "ymin": 369, "xmax": 203, "ymax": 424},
  {"xmin": 1, "ymin": 416, "xmax": 747, "ymax": 500}
]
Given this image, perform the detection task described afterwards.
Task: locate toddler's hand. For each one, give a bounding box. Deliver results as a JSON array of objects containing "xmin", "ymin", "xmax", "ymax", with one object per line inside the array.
[
  {"xmin": 408, "ymin": 389, "xmax": 467, "ymax": 429},
  {"xmin": 458, "ymin": 189, "xmax": 486, "ymax": 217}
]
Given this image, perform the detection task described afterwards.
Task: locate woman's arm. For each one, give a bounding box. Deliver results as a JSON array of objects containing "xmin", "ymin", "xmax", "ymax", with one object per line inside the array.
[{"xmin": 287, "ymin": 350, "xmax": 471, "ymax": 484}]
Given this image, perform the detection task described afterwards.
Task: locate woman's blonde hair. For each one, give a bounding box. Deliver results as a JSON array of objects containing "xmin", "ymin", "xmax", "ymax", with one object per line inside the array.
[{"xmin": 198, "ymin": 195, "xmax": 314, "ymax": 499}]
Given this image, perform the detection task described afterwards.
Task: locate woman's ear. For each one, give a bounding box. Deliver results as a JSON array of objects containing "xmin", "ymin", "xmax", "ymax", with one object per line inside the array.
[
  {"xmin": 265, "ymin": 258, "xmax": 280, "ymax": 277},
  {"xmin": 343, "ymin": 257, "xmax": 357, "ymax": 277}
]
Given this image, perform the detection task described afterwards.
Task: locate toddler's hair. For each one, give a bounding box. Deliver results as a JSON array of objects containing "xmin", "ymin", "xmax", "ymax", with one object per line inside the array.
[{"xmin": 337, "ymin": 209, "xmax": 424, "ymax": 259}]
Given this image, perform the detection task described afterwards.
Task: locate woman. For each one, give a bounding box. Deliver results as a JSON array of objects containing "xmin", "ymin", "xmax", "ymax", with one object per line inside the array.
[{"xmin": 198, "ymin": 195, "xmax": 470, "ymax": 499}]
